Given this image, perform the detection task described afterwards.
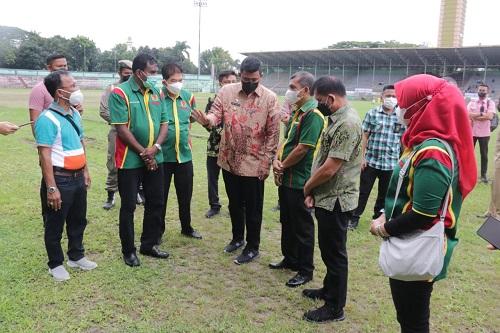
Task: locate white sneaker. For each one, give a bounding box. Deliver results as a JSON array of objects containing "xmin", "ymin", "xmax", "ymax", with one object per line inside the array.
[
  {"xmin": 48, "ymin": 265, "xmax": 70, "ymax": 282},
  {"xmin": 67, "ymin": 257, "xmax": 98, "ymax": 271}
]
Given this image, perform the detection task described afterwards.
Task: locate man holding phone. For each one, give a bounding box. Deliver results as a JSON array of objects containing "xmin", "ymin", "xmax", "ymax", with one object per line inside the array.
[{"xmin": 0, "ymin": 121, "xmax": 19, "ymax": 135}]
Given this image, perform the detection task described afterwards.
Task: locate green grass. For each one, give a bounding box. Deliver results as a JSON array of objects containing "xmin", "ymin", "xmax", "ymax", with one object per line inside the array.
[{"xmin": 0, "ymin": 88, "xmax": 498, "ymax": 333}]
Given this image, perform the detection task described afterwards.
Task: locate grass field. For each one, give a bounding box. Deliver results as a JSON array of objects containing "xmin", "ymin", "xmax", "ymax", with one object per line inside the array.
[{"xmin": 0, "ymin": 88, "xmax": 498, "ymax": 333}]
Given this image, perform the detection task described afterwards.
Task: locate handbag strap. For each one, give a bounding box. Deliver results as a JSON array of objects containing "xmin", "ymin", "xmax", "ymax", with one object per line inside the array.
[
  {"xmin": 48, "ymin": 107, "xmax": 81, "ymax": 137},
  {"xmin": 389, "ymin": 138, "xmax": 455, "ymax": 224}
]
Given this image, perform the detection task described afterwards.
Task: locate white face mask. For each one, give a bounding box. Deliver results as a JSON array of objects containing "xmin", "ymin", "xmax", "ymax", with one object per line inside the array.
[
  {"xmin": 383, "ymin": 97, "xmax": 397, "ymax": 110},
  {"xmin": 167, "ymin": 82, "xmax": 183, "ymax": 95},
  {"xmin": 60, "ymin": 89, "xmax": 84, "ymax": 106},
  {"xmin": 284, "ymin": 88, "xmax": 303, "ymax": 104},
  {"xmin": 397, "ymin": 95, "xmax": 432, "ymax": 126},
  {"xmin": 396, "ymin": 107, "xmax": 408, "ymax": 126}
]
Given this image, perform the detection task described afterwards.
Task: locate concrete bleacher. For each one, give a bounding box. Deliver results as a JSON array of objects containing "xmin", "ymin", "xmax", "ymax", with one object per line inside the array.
[{"xmin": 260, "ymin": 67, "xmax": 500, "ymax": 99}]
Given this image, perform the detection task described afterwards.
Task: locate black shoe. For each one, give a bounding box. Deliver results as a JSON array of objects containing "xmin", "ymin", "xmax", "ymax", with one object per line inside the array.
[
  {"xmin": 205, "ymin": 208, "xmax": 220, "ymax": 218},
  {"xmin": 303, "ymin": 304, "xmax": 345, "ymax": 323},
  {"xmin": 123, "ymin": 253, "xmax": 140, "ymax": 267},
  {"xmin": 139, "ymin": 245, "xmax": 170, "ymax": 259},
  {"xmin": 481, "ymin": 176, "xmax": 489, "ymax": 184},
  {"xmin": 103, "ymin": 191, "xmax": 115, "ymax": 210},
  {"xmin": 271, "ymin": 204, "xmax": 280, "ymax": 212},
  {"xmin": 234, "ymin": 248, "xmax": 259, "ymax": 265},
  {"xmin": 302, "ymin": 288, "xmax": 325, "ymax": 300},
  {"xmin": 223, "ymin": 240, "xmax": 245, "ymax": 253},
  {"xmin": 286, "ymin": 273, "xmax": 312, "ymax": 288},
  {"xmin": 102, "ymin": 198, "xmax": 115, "ymax": 210},
  {"xmin": 181, "ymin": 230, "xmax": 202, "ymax": 239},
  {"xmin": 136, "ymin": 192, "xmax": 145, "ymax": 205},
  {"xmin": 348, "ymin": 217, "xmax": 359, "ymax": 230},
  {"xmin": 268, "ymin": 259, "xmax": 298, "ymax": 271}
]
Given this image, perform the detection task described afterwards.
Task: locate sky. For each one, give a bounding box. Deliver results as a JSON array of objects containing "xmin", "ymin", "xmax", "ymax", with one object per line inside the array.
[{"xmin": 1, "ymin": 0, "xmax": 499, "ymax": 64}]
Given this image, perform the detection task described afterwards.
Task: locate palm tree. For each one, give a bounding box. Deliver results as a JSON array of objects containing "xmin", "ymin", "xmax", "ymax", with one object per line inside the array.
[{"xmin": 171, "ymin": 41, "xmax": 191, "ymax": 62}]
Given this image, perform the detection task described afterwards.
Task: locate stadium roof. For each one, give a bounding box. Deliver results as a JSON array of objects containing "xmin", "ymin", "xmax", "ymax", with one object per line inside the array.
[{"xmin": 242, "ymin": 46, "xmax": 500, "ymax": 67}]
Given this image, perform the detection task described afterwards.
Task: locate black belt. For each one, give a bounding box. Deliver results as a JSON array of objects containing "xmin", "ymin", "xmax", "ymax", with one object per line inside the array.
[{"xmin": 53, "ymin": 166, "xmax": 84, "ymax": 177}]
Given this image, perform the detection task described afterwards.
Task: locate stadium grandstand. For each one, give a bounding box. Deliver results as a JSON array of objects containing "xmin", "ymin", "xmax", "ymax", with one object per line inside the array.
[{"xmin": 242, "ymin": 45, "xmax": 500, "ymax": 99}]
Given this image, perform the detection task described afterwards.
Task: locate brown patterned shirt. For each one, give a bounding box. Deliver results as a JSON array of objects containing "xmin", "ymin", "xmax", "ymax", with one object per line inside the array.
[{"xmin": 206, "ymin": 82, "xmax": 281, "ymax": 178}]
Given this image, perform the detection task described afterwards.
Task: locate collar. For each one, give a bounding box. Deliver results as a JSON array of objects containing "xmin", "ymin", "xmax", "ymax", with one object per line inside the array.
[
  {"xmin": 377, "ymin": 105, "xmax": 396, "ymax": 115},
  {"xmin": 295, "ymin": 97, "xmax": 317, "ymax": 113},
  {"xmin": 49, "ymin": 101, "xmax": 73, "ymax": 116},
  {"xmin": 129, "ymin": 76, "xmax": 142, "ymax": 93},
  {"xmin": 329, "ymin": 104, "xmax": 350, "ymax": 122},
  {"xmin": 238, "ymin": 82, "xmax": 263, "ymax": 97}
]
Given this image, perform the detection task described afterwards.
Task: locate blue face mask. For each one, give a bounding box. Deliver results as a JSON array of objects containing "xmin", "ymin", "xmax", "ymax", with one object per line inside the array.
[{"xmin": 140, "ymin": 71, "xmax": 156, "ymax": 90}]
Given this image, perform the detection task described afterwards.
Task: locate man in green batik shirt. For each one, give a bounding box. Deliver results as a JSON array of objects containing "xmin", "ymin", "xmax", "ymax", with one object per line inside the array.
[{"xmin": 302, "ymin": 76, "xmax": 362, "ymax": 323}]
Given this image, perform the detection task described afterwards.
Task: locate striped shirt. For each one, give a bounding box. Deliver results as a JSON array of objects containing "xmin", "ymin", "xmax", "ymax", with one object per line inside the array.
[
  {"xmin": 384, "ymin": 139, "xmax": 462, "ymax": 281},
  {"xmin": 34, "ymin": 102, "xmax": 86, "ymax": 170},
  {"xmin": 362, "ymin": 106, "xmax": 405, "ymax": 171}
]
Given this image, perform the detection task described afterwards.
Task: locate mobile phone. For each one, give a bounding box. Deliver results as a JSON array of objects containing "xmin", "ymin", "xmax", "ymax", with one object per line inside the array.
[
  {"xmin": 18, "ymin": 121, "xmax": 34, "ymax": 128},
  {"xmin": 477, "ymin": 216, "xmax": 500, "ymax": 249}
]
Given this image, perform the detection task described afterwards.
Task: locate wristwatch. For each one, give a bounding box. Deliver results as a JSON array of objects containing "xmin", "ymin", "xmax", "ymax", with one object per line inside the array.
[
  {"xmin": 47, "ymin": 186, "xmax": 57, "ymax": 194},
  {"xmin": 154, "ymin": 143, "xmax": 162, "ymax": 151}
]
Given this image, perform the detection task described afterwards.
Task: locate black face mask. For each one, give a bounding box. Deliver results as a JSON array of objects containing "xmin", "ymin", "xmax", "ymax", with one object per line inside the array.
[
  {"xmin": 120, "ymin": 75, "xmax": 131, "ymax": 83},
  {"xmin": 242, "ymin": 81, "xmax": 259, "ymax": 95},
  {"xmin": 317, "ymin": 102, "xmax": 331, "ymax": 116},
  {"xmin": 478, "ymin": 92, "xmax": 487, "ymax": 98}
]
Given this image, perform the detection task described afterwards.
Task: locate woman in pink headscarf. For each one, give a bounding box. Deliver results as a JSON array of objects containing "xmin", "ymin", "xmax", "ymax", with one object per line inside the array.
[{"xmin": 370, "ymin": 74, "xmax": 477, "ymax": 332}]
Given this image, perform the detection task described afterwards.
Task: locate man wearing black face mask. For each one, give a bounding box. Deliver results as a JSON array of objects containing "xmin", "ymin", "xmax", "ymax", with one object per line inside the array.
[
  {"xmin": 193, "ymin": 56, "xmax": 280, "ymax": 265},
  {"xmin": 302, "ymin": 76, "xmax": 362, "ymax": 323},
  {"xmin": 468, "ymin": 83, "xmax": 496, "ymax": 184},
  {"xmin": 100, "ymin": 60, "xmax": 133, "ymax": 210}
]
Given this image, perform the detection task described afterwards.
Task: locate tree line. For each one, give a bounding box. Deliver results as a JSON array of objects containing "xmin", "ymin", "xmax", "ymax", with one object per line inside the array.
[{"xmin": 0, "ymin": 26, "xmax": 240, "ymax": 74}]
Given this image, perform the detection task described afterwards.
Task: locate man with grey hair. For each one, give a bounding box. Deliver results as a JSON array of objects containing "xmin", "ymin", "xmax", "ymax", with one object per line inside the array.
[
  {"xmin": 270, "ymin": 71, "xmax": 325, "ymax": 287},
  {"xmin": 99, "ymin": 60, "xmax": 133, "ymax": 210}
]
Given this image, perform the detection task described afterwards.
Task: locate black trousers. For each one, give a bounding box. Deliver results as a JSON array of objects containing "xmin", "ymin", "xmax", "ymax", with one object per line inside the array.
[
  {"xmin": 206, "ymin": 156, "xmax": 221, "ymax": 209},
  {"xmin": 41, "ymin": 174, "xmax": 87, "ymax": 269},
  {"xmin": 118, "ymin": 166, "xmax": 164, "ymax": 255},
  {"xmin": 279, "ymin": 186, "xmax": 314, "ymax": 275},
  {"xmin": 353, "ymin": 165, "xmax": 393, "ymax": 220},
  {"xmin": 315, "ymin": 201, "xmax": 351, "ymax": 312},
  {"xmin": 222, "ymin": 169, "xmax": 264, "ymax": 251},
  {"xmin": 390, "ymin": 278, "xmax": 434, "ymax": 333},
  {"xmin": 473, "ymin": 136, "xmax": 490, "ymax": 178},
  {"xmin": 161, "ymin": 161, "xmax": 194, "ymax": 236}
]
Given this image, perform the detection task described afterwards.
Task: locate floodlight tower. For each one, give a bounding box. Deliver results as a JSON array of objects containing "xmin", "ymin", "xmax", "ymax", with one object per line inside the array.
[{"xmin": 194, "ymin": 0, "xmax": 208, "ymax": 86}]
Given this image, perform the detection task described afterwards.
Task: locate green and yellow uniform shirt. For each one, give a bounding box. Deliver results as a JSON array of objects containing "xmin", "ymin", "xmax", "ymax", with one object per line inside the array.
[
  {"xmin": 278, "ymin": 98, "xmax": 325, "ymax": 189},
  {"xmin": 109, "ymin": 77, "xmax": 168, "ymax": 169},
  {"xmin": 161, "ymin": 88, "xmax": 196, "ymax": 163},
  {"xmin": 384, "ymin": 139, "xmax": 462, "ymax": 281}
]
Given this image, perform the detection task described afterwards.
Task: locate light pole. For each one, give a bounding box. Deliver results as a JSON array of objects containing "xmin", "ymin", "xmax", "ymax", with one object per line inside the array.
[{"xmin": 194, "ymin": 0, "xmax": 207, "ymax": 90}]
